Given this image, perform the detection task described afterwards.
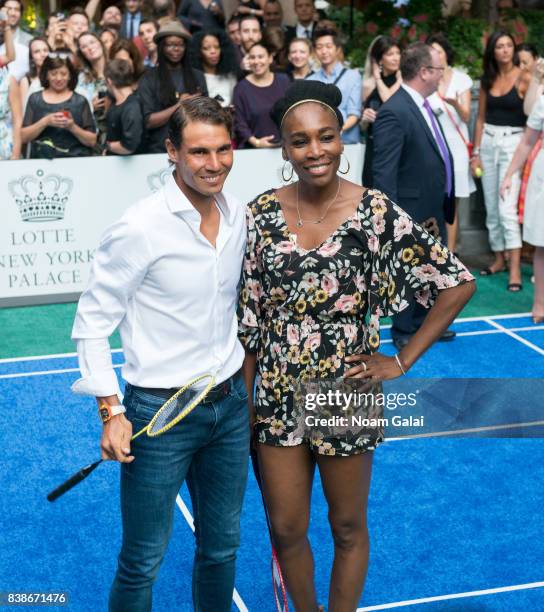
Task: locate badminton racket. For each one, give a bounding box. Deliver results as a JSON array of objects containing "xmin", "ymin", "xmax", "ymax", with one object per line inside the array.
[
  {"xmin": 47, "ymin": 373, "xmax": 216, "ymax": 502},
  {"xmin": 250, "ymin": 448, "xmax": 289, "ymax": 612}
]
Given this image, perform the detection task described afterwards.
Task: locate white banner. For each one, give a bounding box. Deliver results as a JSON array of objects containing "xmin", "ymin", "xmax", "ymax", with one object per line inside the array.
[{"xmin": 0, "ymin": 145, "xmax": 363, "ymax": 305}]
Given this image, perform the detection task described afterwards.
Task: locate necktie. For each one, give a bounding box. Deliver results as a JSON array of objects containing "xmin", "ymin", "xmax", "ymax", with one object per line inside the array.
[
  {"xmin": 422, "ymin": 98, "xmax": 453, "ymax": 196},
  {"xmin": 129, "ymin": 14, "xmax": 134, "ymax": 39},
  {"xmin": 304, "ymin": 28, "xmax": 311, "ymax": 38}
]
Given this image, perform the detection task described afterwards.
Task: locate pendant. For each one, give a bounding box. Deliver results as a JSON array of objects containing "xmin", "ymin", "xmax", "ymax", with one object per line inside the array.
[{"xmin": 296, "ymin": 220, "xmax": 303, "ymax": 228}]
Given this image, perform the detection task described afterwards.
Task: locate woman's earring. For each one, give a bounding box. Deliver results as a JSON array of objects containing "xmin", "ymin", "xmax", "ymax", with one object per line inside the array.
[
  {"xmin": 338, "ymin": 154, "xmax": 350, "ymax": 175},
  {"xmin": 282, "ymin": 160, "xmax": 294, "ymax": 182}
]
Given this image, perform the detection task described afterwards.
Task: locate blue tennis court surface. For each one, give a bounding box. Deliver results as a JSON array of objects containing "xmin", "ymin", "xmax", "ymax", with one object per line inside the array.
[{"xmin": 1, "ymin": 313, "xmax": 543, "ymax": 611}]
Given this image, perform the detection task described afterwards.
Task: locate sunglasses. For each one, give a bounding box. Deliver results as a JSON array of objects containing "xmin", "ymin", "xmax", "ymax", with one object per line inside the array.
[{"xmin": 48, "ymin": 51, "xmax": 71, "ymax": 59}]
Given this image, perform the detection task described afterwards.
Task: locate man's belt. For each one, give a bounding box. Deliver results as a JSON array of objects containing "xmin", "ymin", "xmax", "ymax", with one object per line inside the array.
[{"xmin": 132, "ymin": 372, "xmax": 240, "ymax": 404}]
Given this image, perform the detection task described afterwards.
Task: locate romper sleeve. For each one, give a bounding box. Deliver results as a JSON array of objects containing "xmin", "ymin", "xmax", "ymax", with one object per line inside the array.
[
  {"xmin": 365, "ymin": 190, "xmax": 475, "ymax": 318},
  {"xmin": 237, "ymin": 205, "xmax": 263, "ymax": 353}
]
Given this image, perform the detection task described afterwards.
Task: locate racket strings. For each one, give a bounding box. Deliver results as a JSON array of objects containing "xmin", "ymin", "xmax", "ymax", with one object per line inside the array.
[{"xmin": 148, "ymin": 387, "xmax": 200, "ymax": 435}]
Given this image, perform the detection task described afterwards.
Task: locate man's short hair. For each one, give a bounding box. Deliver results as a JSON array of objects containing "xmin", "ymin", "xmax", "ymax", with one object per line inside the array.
[
  {"xmin": 239, "ymin": 14, "xmax": 261, "ymax": 29},
  {"xmin": 138, "ymin": 18, "xmax": 159, "ymax": 31},
  {"xmin": 168, "ymin": 96, "xmax": 233, "ymax": 149},
  {"xmin": 313, "ymin": 27, "xmax": 340, "ymax": 48},
  {"xmin": 401, "ymin": 42, "xmax": 432, "ymax": 81},
  {"xmin": 105, "ymin": 58, "xmax": 134, "ymax": 88},
  {"xmin": 68, "ymin": 6, "xmax": 90, "ymax": 21}
]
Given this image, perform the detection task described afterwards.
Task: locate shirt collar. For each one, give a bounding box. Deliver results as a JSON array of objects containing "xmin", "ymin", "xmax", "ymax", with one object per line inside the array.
[
  {"xmin": 402, "ymin": 83, "xmax": 425, "ymax": 108},
  {"xmin": 163, "ymin": 171, "xmax": 235, "ymax": 224},
  {"xmin": 320, "ymin": 61, "xmax": 342, "ymax": 79}
]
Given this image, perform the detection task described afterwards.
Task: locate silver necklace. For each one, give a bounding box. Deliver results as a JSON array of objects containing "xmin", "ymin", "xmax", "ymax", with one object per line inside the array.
[{"xmin": 295, "ymin": 179, "xmax": 341, "ymax": 228}]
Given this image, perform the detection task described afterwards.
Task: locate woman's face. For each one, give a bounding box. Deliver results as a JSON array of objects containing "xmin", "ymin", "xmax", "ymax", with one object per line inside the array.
[
  {"xmin": 79, "ymin": 34, "xmax": 103, "ymax": 63},
  {"xmin": 100, "ymin": 30, "xmax": 116, "ymax": 52},
  {"xmin": 380, "ymin": 45, "xmax": 401, "ymax": 73},
  {"xmin": 114, "ymin": 48, "xmax": 134, "ymax": 70},
  {"xmin": 249, "ymin": 45, "xmax": 273, "ymax": 77},
  {"xmin": 288, "ymin": 41, "xmax": 310, "ymax": 69},
  {"xmin": 163, "ymin": 35, "xmax": 185, "ymax": 64},
  {"xmin": 282, "ymin": 102, "xmax": 342, "ymax": 189},
  {"xmin": 518, "ymin": 50, "xmax": 536, "ymax": 72},
  {"xmin": 494, "ymin": 36, "xmax": 514, "ymax": 65},
  {"xmin": 31, "ymin": 40, "xmax": 49, "ymax": 69},
  {"xmin": 47, "ymin": 66, "xmax": 70, "ymax": 93},
  {"xmin": 201, "ymin": 35, "xmax": 221, "ymax": 68}
]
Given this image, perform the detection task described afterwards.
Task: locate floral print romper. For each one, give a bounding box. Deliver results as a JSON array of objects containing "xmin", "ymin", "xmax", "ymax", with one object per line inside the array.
[{"xmin": 238, "ymin": 189, "xmax": 474, "ymax": 456}]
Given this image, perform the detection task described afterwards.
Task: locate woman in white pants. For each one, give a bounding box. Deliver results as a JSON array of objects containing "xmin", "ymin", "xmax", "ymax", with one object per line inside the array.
[{"xmin": 472, "ymin": 31, "xmax": 530, "ymax": 291}]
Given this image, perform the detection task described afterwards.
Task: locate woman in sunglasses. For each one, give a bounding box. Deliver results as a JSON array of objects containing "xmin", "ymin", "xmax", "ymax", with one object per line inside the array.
[{"xmin": 21, "ymin": 55, "xmax": 96, "ymax": 158}]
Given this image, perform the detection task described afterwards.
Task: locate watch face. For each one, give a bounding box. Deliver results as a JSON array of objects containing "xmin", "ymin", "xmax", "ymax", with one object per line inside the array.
[{"xmin": 99, "ymin": 407, "xmax": 110, "ymax": 422}]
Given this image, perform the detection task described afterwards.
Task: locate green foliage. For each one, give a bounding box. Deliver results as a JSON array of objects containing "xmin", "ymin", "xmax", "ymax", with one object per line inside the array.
[
  {"xmin": 512, "ymin": 9, "xmax": 544, "ymax": 52},
  {"xmin": 445, "ymin": 17, "xmax": 488, "ymax": 79}
]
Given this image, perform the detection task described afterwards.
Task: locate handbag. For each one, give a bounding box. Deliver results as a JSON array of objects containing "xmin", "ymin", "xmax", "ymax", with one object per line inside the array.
[{"xmin": 438, "ymin": 93, "xmax": 473, "ymax": 158}]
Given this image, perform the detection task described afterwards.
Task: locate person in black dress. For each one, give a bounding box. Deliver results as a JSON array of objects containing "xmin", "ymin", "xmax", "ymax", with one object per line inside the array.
[
  {"xmin": 238, "ymin": 80, "xmax": 475, "ymax": 610},
  {"xmin": 361, "ymin": 36, "xmax": 402, "ymax": 187},
  {"xmin": 137, "ymin": 21, "xmax": 207, "ymax": 153},
  {"xmin": 22, "ymin": 55, "xmax": 96, "ymax": 158}
]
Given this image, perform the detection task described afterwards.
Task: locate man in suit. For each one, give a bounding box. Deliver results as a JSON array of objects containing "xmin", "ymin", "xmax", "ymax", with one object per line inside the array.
[
  {"xmin": 120, "ymin": 0, "xmax": 143, "ymax": 39},
  {"xmin": 284, "ymin": 0, "xmax": 318, "ymax": 48},
  {"xmin": 373, "ymin": 42, "xmax": 457, "ymax": 350}
]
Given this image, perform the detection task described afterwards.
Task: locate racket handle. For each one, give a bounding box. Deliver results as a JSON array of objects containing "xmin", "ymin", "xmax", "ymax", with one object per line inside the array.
[{"xmin": 47, "ymin": 460, "xmax": 103, "ymax": 502}]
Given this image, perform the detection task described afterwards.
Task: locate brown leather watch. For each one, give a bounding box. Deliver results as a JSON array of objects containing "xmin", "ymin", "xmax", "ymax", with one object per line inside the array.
[{"xmin": 98, "ymin": 402, "xmax": 126, "ymax": 424}]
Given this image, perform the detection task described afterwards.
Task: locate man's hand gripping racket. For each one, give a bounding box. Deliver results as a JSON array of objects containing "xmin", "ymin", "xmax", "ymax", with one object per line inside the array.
[{"xmin": 47, "ymin": 373, "xmax": 216, "ymax": 502}]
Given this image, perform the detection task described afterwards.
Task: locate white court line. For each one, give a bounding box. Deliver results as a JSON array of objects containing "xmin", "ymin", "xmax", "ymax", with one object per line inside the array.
[
  {"xmin": 175, "ymin": 495, "xmax": 249, "ymax": 612},
  {"xmin": 357, "ymin": 580, "xmax": 544, "ymax": 611},
  {"xmin": 0, "ymin": 313, "xmax": 534, "ymax": 365},
  {"xmin": 484, "ymin": 317, "xmax": 544, "ymax": 357},
  {"xmin": 2, "ymin": 324, "xmax": 543, "ymax": 380},
  {"xmin": 0, "ymin": 348, "xmax": 122, "ymax": 364},
  {"xmin": 385, "ymin": 420, "xmax": 544, "ymax": 442},
  {"xmin": 0, "ymin": 363, "xmax": 123, "ymax": 380}
]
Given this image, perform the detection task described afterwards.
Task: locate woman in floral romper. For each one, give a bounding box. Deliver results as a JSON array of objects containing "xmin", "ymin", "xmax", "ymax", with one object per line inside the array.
[{"xmin": 238, "ymin": 81, "xmax": 475, "ymax": 611}]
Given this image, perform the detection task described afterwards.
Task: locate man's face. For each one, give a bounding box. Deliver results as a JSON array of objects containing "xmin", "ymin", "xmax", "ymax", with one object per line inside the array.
[
  {"xmin": 227, "ymin": 21, "xmax": 241, "ymax": 47},
  {"xmin": 294, "ymin": 0, "xmax": 314, "ymax": 25},
  {"xmin": 240, "ymin": 18, "xmax": 261, "ymax": 52},
  {"xmin": 314, "ymin": 35, "xmax": 337, "ymax": 68},
  {"xmin": 68, "ymin": 13, "xmax": 89, "ymax": 38},
  {"xmin": 3, "ymin": 0, "xmax": 21, "ymax": 28},
  {"xmin": 421, "ymin": 47, "xmax": 445, "ymax": 96},
  {"xmin": 124, "ymin": 0, "xmax": 141, "ymax": 15},
  {"xmin": 166, "ymin": 121, "xmax": 233, "ymax": 198},
  {"xmin": 139, "ymin": 22, "xmax": 157, "ymax": 49},
  {"xmin": 263, "ymin": 2, "xmax": 282, "ymax": 28},
  {"xmin": 101, "ymin": 6, "xmax": 122, "ymax": 28}
]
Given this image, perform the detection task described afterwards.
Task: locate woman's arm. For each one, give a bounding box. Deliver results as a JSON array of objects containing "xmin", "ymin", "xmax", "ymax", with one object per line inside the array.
[
  {"xmin": 470, "ymin": 87, "xmax": 486, "ymax": 175},
  {"xmin": 146, "ymin": 103, "xmax": 179, "ymax": 129},
  {"xmin": 346, "ymin": 282, "xmax": 476, "ymax": 380},
  {"xmin": 8, "ymin": 77, "xmax": 22, "ymax": 159},
  {"xmin": 0, "ymin": 20, "xmax": 15, "ymax": 66},
  {"xmin": 444, "ymin": 87, "xmax": 471, "ymax": 125},
  {"xmin": 21, "ymin": 114, "xmax": 53, "ymax": 143},
  {"xmin": 68, "ymin": 120, "xmax": 98, "ymax": 148},
  {"xmin": 523, "ymin": 73, "xmax": 544, "ymax": 116}
]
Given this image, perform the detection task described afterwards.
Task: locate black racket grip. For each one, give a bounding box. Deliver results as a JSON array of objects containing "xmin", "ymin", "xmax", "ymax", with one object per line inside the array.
[{"xmin": 47, "ymin": 460, "xmax": 103, "ymax": 502}]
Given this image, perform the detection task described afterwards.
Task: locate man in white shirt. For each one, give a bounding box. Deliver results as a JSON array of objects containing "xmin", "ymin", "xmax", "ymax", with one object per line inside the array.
[{"xmin": 72, "ymin": 96, "xmax": 250, "ymax": 612}]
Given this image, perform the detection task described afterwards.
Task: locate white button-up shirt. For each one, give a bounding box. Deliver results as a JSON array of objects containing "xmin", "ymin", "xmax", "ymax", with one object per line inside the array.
[
  {"xmin": 401, "ymin": 83, "xmax": 437, "ymax": 140},
  {"xmin": 71, "ymin": 172, "xmax": 246, "ymax": 398}
]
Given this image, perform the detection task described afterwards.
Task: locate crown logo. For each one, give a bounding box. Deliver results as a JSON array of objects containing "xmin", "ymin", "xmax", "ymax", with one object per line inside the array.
[
  {"xmin": 9, "ymin": 170, "xmax": 73, "ymax": 223},
  {"xmin": 147, "ymin": 166, "xmax": 172, "ymax": 193}
]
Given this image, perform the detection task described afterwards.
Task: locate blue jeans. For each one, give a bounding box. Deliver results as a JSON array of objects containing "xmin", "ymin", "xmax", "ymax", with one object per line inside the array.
[{"xmin": 109, "ymin": 375, "xmax": 250, "ymax": 612}]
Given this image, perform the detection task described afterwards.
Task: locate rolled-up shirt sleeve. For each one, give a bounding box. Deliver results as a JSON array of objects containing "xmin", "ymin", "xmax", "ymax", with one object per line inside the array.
[
  {"xmin": 72, "ymin": 338, "xmax": 122, "ymax": 398},
  {"xmin": 345, "ymin": 70, "xmax": 362, "ymax": 120},
  {"xmin": 71, "ymin": 215, "xmax": 151, "ymax": 397}
]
